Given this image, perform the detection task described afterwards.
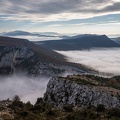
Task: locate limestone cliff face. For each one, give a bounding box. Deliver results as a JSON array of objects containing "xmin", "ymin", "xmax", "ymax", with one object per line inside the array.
[
  {"xmin": 44, "ymin": 76, "xmax": 120, "ymax": 108},
  {"xmin": 0, "ymin": 46, "xmax": 65, "ymax": 76},
  {"xmin": 0, "ymin": 46, "xmax": 35, "ymax": 74},
  {"xmin": 0, "ymin": 46, "xmax": 34, "ymax": 67},
  {"xmin": 0, "ymin": 45, "xmax": 82, "ymax": 76}
]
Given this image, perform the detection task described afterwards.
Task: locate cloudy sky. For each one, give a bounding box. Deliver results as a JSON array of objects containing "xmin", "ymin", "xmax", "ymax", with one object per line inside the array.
[{"xmin": 0, "ymin": 0, "xmax": 120, "ymax": 35}]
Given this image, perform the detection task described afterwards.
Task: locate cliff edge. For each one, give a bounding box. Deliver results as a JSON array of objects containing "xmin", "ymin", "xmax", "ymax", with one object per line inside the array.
[{"xmin": 44, "ymin": 75, "xmax": 120, "ymax": 108}]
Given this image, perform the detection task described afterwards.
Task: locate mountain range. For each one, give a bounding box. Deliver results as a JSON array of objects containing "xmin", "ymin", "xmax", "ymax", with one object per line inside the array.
[
  {"xmin": 35, "ymin": 35, "xmax": 120, "ymax": 50},
  {"xmin": 1, "ymin": 30, "xmax": 68, "ymax": 40}
]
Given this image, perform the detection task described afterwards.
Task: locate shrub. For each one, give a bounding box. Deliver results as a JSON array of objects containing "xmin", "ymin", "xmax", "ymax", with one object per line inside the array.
[
  {"xmin": 108, "ymin": 108, "xmax": 120, "ymax": 117},
  {"xmin": 25, "ymin": 101, "xmax": 33, "ymax": 110},
  {"xmin": 35, "ymin": 98, "xmax": 43, "ymax": 105},
  {"xmin": 9, "ymin": 100, "xmax": 24, "ymax": 110},
  {"xmin": 46, "ymin": 110, "xmax": 56, "ymax": 116},
  {"xmin": 65, "ymin": 114, "xmax": 76, "ymax": 120},
  {"xmin": 63, "ymin": 104, "xmax": 73, "ymax": 112},
  {"xmin": 20, "ymin": 111, "xmax": 29, "ymax": 117},
  {"xmin": 96, "ymin": 104, "xmax": 105, "ymax": 112},
  {"xmin": 13, "ymin": 95, "xmax": 20, "ymax": 102},
  {"xmin": 30, "ymin": 105, "xmax": 45, "ymax": 113}
]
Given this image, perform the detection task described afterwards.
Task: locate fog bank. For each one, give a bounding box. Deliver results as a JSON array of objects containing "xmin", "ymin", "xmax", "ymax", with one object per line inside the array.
[
  {"xmin": 9, "ymin": 35, "xmax": 61, "ymax": 41},
  {"xmin": 0, "ymin": 74, "xmax": 50, "ymax": 104},
  {"xmin": 57, "ymin": 48, "xmax": 120, "ymax": 76}
]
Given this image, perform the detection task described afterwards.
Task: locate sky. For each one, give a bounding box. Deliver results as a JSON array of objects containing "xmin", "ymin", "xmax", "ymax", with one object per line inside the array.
[{"xmin": 0, "ymin": 0, "xmax": 120, "ymax": 35}]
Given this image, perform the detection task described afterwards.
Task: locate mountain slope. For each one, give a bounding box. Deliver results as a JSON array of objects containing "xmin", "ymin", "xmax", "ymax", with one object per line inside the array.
[
  {"xmin": 0, "ymin": 36, "xmax": 90, "ymax": 75},
  {"xmin": 36, "ymin": 35, "xmax": 120, "ymax": 50},
  {"xmin": 111, "ymin": 37, "xmax": 120, "ymax": 44}
]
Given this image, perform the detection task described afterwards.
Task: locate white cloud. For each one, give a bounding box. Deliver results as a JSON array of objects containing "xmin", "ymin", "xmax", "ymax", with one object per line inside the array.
[
  {"xmin": 0, "ymin": 74, "xmax": 50, "ymax": 104},
  {"xmin": 49, "ymin": 24, "xmax": 63, "ymax": 27},
  {"xmin": 8, "ymin": 35, "xmax": 61, "ymax": 41},
  {"xmin": 56, "ymin": 48, "xmax": 120, "ymax": 76},
  {"xmin": 0, "ymin": 0, "xmax": 120, "ymax": 22}
]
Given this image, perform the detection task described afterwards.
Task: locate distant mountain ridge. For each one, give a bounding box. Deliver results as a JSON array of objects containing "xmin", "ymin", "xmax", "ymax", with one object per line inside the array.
[
  {"xmin": 2, "ymin": 30, "xmax": 58, "ymax": 38},
  {"xmin": 1, "ymin": 30, "xmax": 69, "ymax": 40},
  {"xmin": 35, "ymin": 34, "xmax": 120, "ymax": 50}
]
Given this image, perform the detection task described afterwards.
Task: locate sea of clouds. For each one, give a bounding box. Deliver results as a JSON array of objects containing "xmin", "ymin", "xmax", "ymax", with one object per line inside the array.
[{"xmin": 56, "ymin": 48, "xmax": 120, "ymax": 76}]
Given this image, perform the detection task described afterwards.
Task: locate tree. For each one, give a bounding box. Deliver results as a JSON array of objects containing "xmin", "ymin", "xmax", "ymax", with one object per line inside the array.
[{"xmin": 13, "ymin": 95, "xmax": 20, "ymax": 102}]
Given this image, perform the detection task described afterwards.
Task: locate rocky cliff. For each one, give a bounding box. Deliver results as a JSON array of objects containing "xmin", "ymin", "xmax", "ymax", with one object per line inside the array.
[
  {"xmin": 0, "ymin": 45, "xmax": 77, "ymax": 76},
  {"xmin": 44, "ymin": 75, "xmax": 120, "ymax": 108}
]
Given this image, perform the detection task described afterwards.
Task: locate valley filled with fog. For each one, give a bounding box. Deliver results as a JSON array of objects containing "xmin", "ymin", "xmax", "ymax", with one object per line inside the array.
[
  {"xmin": 56, "ymin": 48, "xmax": 120, "ymax": 76},
  {"xmin": 1, "ymin": 48, "xmax": 120, "ymax": 104},
  {"xmin": 0, "ymin": 74, "xmax": 50, "ymax": 104}
]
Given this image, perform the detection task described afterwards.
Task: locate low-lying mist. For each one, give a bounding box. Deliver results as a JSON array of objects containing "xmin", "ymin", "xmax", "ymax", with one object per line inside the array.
[
  {"xmin": 0, "ymin": 74, "xmax": 50, "ymax": 104},
  {"xmin": 56, "ymin": 48, "xmax": 120, "ymax": 76},
  {"xmin": 9, "ymin": 35, "xmax": 61, "ymax": 41}
]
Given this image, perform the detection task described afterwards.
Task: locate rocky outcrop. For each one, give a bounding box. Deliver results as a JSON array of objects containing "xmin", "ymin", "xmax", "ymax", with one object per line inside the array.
[
  {"xmin": 0, "ymin": 46, "xmax": 64, "ymax": 76},
  {"xmin": 0, "ymin": 45, "xmax": 35, "ymax": 74},
  {"xmin": 0, "ymin": 46, "xmax": 34, "ymax": 67},
  {"xmin": 44, "ymin": 76, "xmax": 120, "ymax": 108}
]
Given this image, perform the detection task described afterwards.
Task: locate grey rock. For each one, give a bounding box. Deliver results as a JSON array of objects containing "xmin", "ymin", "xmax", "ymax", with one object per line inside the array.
[{"xmin": 44, "ymin": 76, "xmax": 120, "ymax": 108}]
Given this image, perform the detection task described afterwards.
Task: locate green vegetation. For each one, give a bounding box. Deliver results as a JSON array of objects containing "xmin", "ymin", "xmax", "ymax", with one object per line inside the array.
[
  {"xmin": 0, "ymin": 97, "xmax": 120, "ymax": 120},
  {"xmin": 96, "ymin": 104, "xmax": 105, "ymax": 112},
  {"xmin": 65, "ymin": 74, "xmax": 120, "ymax": 90}
]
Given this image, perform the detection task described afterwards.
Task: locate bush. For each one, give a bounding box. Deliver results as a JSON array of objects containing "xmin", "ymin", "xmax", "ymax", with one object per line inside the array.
[
  {"xmin": 46, "ymin": 110, "xmax": 56, "ymax": 116},
  {"xmin": 30, "ymin": 105, "xmax": 45, "ymax": 113},
  {"xmin": 63, "ymin": 104, "xmax": 73, "ymax": 112},
  {"xmin": 65, "ymin": 109, "xmax": 98, "ymax": 120},
  {"xmin": 9, "ymin": 100, "xmax": 24, "ymax": 110},
  {"xmin": 65, "ymin": 114, "xmax": 77, "ymax": 120},
  {"xmin": 108, "ymin": 108, "xmax": 120, "ymax": 117},
  {"xmin": 35, "ymin": 98, "xmax": 43, "ymax": 105},
  {"xmin": 96, "ymin": 104, "xmax": 105, "ymax": 112},
  {"xmin": 25, "ymin": 101, "xmax": 33, "ymax": 110},
  {"xmin": 13, "ymin": 95, "xmax": 20, "ymax": 102},
  {"xmin": 20, "ymin": 111, "xmax": 29, "ymax": 117}
]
